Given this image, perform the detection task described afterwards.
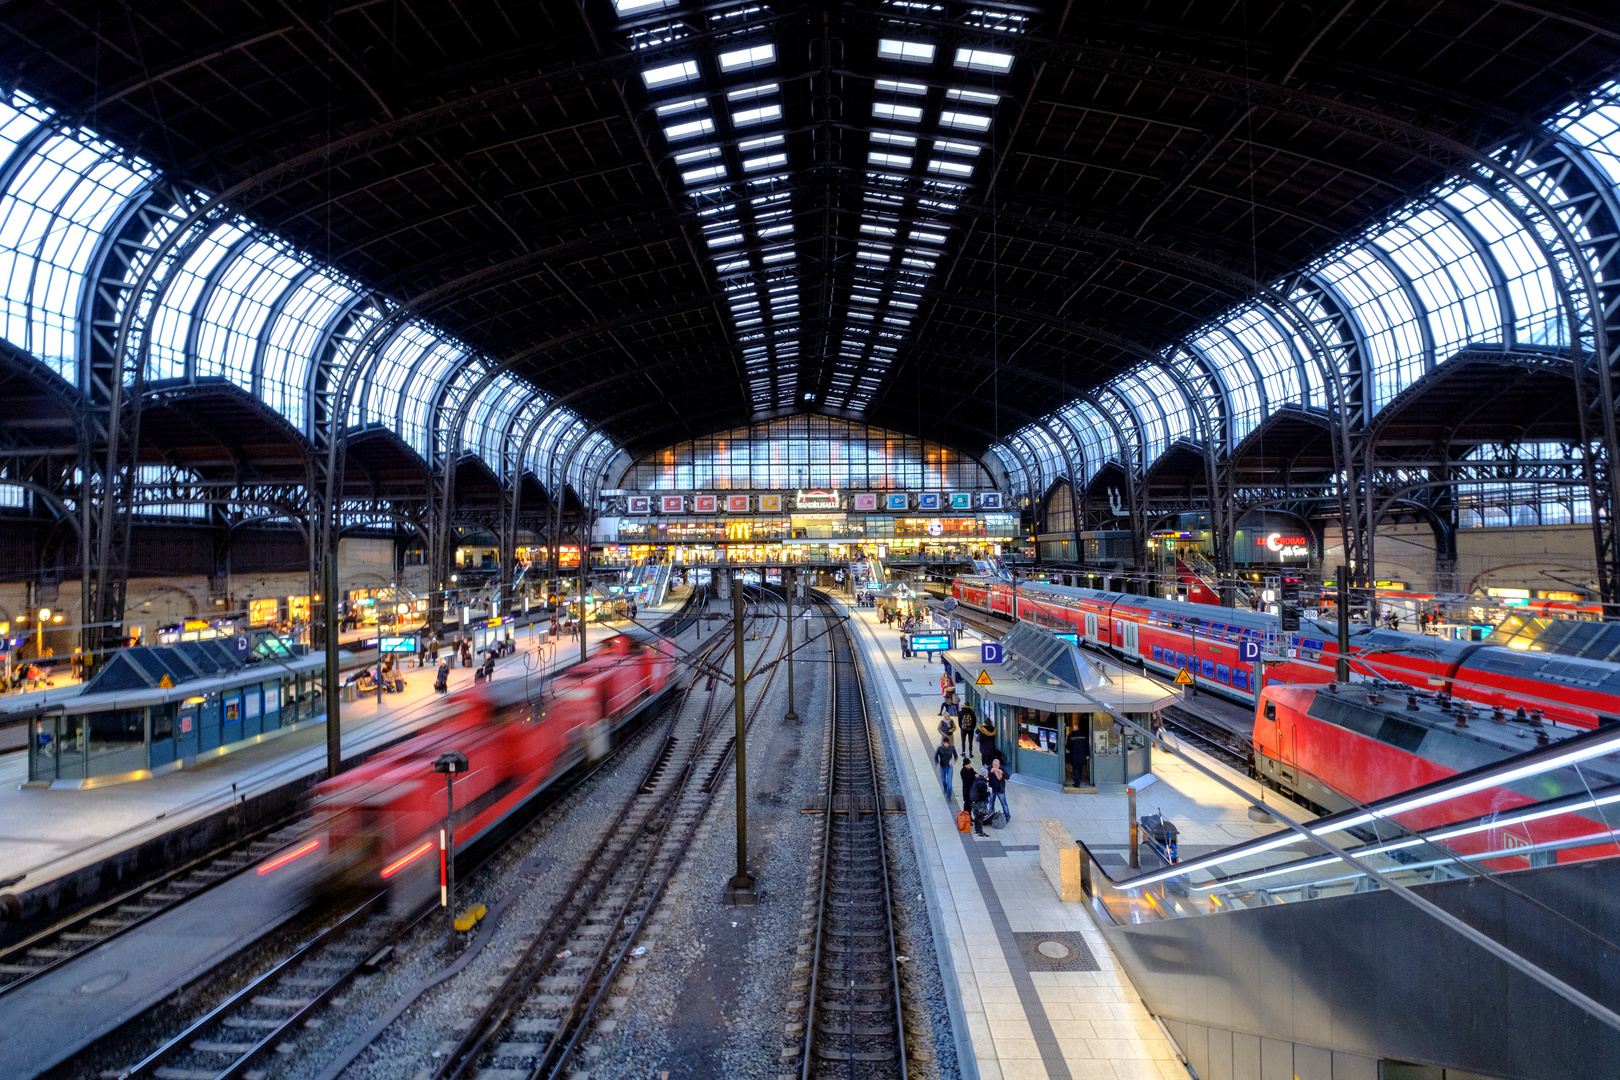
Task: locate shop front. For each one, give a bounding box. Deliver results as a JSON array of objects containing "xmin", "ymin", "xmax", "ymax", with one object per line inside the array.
[{"xmin": 946, "ymin": 623, "xmax": 1172, "ymax": 792}]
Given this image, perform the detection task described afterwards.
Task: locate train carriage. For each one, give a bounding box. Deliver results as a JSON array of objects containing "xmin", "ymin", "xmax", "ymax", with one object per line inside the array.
[{"xmin": 951, "ymin": 574, "xmax": 1620, "ymax": 728}]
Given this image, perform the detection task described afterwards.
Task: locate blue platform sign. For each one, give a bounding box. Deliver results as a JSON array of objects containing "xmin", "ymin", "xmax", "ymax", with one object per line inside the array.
[
  {"xmin": 1240, "ymin": 639, "xmax": 1261, "ymax": 662},
  {"xmin": 981, "ymin": 642, "xmax": 1004, "ymax": 664},
  {"xmin": 233, "ymin": 633, "xmax": 249, "ymax": 655},
  {"xmin": 1054, "ymin": 632, "xmax": 1078, "ymax": 645}
]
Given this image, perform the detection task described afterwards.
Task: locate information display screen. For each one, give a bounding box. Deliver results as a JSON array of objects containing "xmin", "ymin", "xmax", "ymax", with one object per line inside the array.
[
  {"xmin": 379, "ymin": 636, "xmax": 417, "ymax": 653},
  {"xmin": 908, "ymin": 633, "xmax": 953, "ymax": 652}
]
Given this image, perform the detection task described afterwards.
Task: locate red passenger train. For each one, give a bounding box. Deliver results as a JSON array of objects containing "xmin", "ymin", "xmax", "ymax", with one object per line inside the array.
[
  {"xmin": 308, "ymin": 633, "xmax": 676, "ymax": 907},
  {"xmin": 1253, "ymin": 681, "xmax": 1620, "ymax": 869},
  {"xmin": 951, "ymin": 574, "xmax": 1620, "ymax": 729}
]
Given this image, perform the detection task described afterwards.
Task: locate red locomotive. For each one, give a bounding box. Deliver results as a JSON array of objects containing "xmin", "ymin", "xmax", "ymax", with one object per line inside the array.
[
  {"xmin": 1253, "ymin": 682, "xmax": 1620, "ymax": 870},
  {"xmin": 951, "ymin": 575, "xmax": 1620, "ymax": 728},
  {"xmin": 307, "ymin": 634, "xmax": 675, "ymax": 908}
]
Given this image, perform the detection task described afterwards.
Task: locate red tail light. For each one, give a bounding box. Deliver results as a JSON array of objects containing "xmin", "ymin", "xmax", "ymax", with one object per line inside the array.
[
  {"xmin": 257, "ymin": 839, "xmax": 321, "ymax": 875},
  {"xmin": 381, "ymin": 839, "xmax": 436, "ymax": 879}
]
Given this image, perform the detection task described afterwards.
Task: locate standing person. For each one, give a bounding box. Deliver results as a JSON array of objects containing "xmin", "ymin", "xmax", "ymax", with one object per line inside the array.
[
  {"xmin": 461, "ymin": 638, "xmax": 472, "ymax": 668},
  {"xmin": 976, "ymin": 714, "xmax": 998, "ymax": 765},
  {"xmin": 957, "ymin": 704, "xmax": 976, "ymax": 759},
  {"xmin": 428, "ymin": 633, "xmax": 440, "ymax": 663},
  {"xmin": 969, "ymin": 772, "xmax": 992, "ymax": 838},
  {"xmin": 899, "ymin": 632, "xmax": 911, "ymax": 659},
  {"xmin": 988, "ymin": 761, "xmax": 1011, "ymax": 823},
  {"xmin": 1066, "ymin": 723, "xmax": 1089, "ymax": 787},
  {"xmin": 434, "ymin": 658, "xmax": 449, "ymax": 694},
  {"xmin": 934, "ymin": 737, "xmax": 958, "ymax": 798},
  {"xmin": 959, "ymin": 760, "xmax": 979, "ymax": 816}
]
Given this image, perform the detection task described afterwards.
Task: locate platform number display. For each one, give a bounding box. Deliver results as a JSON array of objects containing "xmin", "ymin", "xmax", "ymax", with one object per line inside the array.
[
  {"xmin": 981, "ymin": 642, "xmax": 1004, "ymax": 664},
  {"xmin": 1239, "ymin": 639, "xmax": 1261, "ymax": 663}
]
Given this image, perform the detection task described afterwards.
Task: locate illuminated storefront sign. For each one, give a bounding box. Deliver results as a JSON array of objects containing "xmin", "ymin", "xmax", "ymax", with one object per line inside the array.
[
  {"xmin": 1259, "ymin": 532, "xmax": 1311, "ymax": 557},
  {"xmin": 796, "ymin": 490, "xmax": 841, "ymax": 510},
  {"xmin": 248, "ymin": 598, "xmax": 278, "ymax": 627}
]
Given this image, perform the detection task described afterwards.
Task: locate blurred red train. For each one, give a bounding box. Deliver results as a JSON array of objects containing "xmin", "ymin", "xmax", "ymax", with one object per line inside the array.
[
  {"xmin": 1254, "ymin": 682, "xmax": 1620, "ymax": 871},
  {"xmin": 307, "ymin": 633, "xmax": 676, "ymax": 907},
  {"xmin": 952, "ymin": 574, "xmax": 1620, "ymax": 729}
]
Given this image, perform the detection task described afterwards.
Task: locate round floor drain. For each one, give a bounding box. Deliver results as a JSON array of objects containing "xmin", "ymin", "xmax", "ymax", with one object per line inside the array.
[{"xmin": 1035, "ymin": 939, "xmax": 1072, "ymax": 960}]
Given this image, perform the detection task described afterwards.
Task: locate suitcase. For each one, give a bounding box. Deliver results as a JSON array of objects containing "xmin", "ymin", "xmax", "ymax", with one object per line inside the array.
[
  {"xmin": 957, "ymin": 810, "xmax": 972, "ymax": 833},
  {"xmin": 1140, "ymin": 813, "xmax": 1178, "ymax": 847}
]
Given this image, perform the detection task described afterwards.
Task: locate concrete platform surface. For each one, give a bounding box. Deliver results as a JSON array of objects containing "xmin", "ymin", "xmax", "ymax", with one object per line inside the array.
[{"xmin": 846, "ymin": 598, "xmax": 1292, "ymax": 1080}]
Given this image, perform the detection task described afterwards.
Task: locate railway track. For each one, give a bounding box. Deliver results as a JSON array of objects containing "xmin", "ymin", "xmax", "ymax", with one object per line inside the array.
[
  {"xmin": 75, "ymin": 593, "xmax": 723, "ymax": 1080},
  {"xmin": 799, "ymin": 594, "xmax": 907, "ymax": 1079},
  {"xmin": 429, "ymin": 584, "xmax": 791, "ymax": 1080}
]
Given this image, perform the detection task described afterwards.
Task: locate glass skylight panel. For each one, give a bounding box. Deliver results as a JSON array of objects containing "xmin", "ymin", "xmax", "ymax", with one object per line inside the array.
[
  {"xmin": 743, "ymin": 152, "xmax": 786, "ymax": 172},
  {"xmin": 758, "ymin": 224, "xmax": 793, "ymax": 238},
  {"xmin": 683, "ymin": 163, "xmax": 727, "ymax": 184},
  {"xmin": 707, "ymin": 232, "xmax": 744, "ymax": 248},
  {"xmin": 869, "ymin": 152, "xmax": 914, "ymax": 168},
  {"xmin": 664, "ymin": 117, "xmax": 715, "ymax": 141},
  {"xmin": 728, "ymin": 82, "xmax": 779, "ymax": 102},
  {"xmin": 761, "ymin": 249, "xmax": 794, "ymax": 262},
  {"xmin": 940, "ymin": 111, "xmax": 991, "ymax": 131},
  {"xmin": 715, "ymin": 258, "xmax": 751, "ymax": 272},
  {"xmin": 861, "ymin": 223, "xmax": 898, "ymax": 237},
  {"xmin": 738, "ymin": 134, "xmax": 784, "ymax": 151},
  {"xmin": 879, "ymin": 39, "xmax": 937, "ymax": 63},
  {"xmin": 718, "ymin": 43, "xmax": 775, "ymax": 72},
  {"xmin": 732, "ymin": 104, "xmax": 783, "ymax": 127},
  {"xmin": 910, "ymin": 229, "xmax": 946, "ymax": 243},
  {"xmin": 643, "ymin": 60, "xmax": 699, "ymax": 89},
  {"xmin": 675, "ymin": 146, "xmax": 722, "ymax": 165},
  {"xmin": 954, "ymin": 48, "xmax": 1013, "ymax": 73},
  {"xmin": 656, "ymin": 97, "xmax": 706, "ymax": 117},
  {"xmin": 870, "ymin": 131, "xmax": 918, "ymax": 148},
  {"xmin": 934, "ymin": 139, "xmax": 981, "ymax": 156},
  {"xmin": 946, "ymin": 87, "xmax": 999, "ymax": 104},
  {"xmin": 873, "ymin": 102, "xmax": 924, "ymax": 123},
  {"xmin": 876, "ymin": 79, "xmax": 927, "ymax": 95},
  {"xmin": 928, "ymin": 158, "xmax": 974, "ymax": 177},
  {"xmin": 615, "ymin": 0, "xmax": 676, "ymax": 17}
]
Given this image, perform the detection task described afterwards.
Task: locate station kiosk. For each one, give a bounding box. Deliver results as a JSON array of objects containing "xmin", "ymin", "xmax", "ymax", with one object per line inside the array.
[{"xmin": 945, "ymin": 622, "xmax": 1174, "ymax": 792}]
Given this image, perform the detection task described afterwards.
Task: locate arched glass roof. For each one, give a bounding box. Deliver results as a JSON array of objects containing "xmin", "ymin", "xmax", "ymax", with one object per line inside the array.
[
  {"xmin": 994, "ymin": 79, "xmax": 1620, "ymax": 498},
  {"xmin": 0, "ymin": 89, "xmax": 612, "ymax": 491}
]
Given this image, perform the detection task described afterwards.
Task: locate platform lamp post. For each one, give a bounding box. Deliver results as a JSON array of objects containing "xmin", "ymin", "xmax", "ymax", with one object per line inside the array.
[
  {"xmin": 434, "ymin": 750, "xmax": 469, "ymax": 952},
  {"xmin": 324, "ymin": 553, "xmax": 342, "ymax": 779},
  {"xmin": 783, "ymin": 567, "xmax": 799, "ymax": 724},
  {"xmin": 726, "ymin": 576, "xmax": 756, "ymax": 903}
]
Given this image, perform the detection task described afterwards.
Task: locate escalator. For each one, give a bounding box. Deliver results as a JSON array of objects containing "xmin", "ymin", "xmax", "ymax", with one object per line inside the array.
[{"xmin": 1076, "ymin": 710, "xmax": 1620, "ymax": 1080}]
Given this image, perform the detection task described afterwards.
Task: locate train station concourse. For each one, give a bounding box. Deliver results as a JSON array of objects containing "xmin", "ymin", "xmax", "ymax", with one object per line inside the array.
[{"xmin": 1, "ymin": 2, "xmax": 1620, "ymax": 1079}]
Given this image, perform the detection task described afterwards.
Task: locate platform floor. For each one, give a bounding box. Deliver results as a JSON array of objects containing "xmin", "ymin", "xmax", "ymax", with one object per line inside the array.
[
  {"xmin": 0, "ymin": 614, "xmax": 657, "ymax": 895},
  {"xmin": 844, "ymin": 600, "xmax": 1288, "ymax": 1080}
]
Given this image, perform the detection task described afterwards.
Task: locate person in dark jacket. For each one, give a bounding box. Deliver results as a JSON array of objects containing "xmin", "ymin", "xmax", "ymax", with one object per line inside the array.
[
  {"xmin": 1066, "ymin": 725, "xmax": 1089, "ymax": 787},
  {"xmin": 434, "ymin": 658, "xmax": 449, "ymax": 694},
  {"xmin": 957, "ymin": 705, "xmax": 976, "ymax": 758},
  {"xmin": 976, "ymin": 718, "xmax": 998, "ymax": 765},
  {"xmin": 968, "ymin": 774, "xmax": 992, "ymax": 837},
  {"xmin": 959, "ymin": 761, "xmax": 978, "ymax": 815},
  {"xmin": 987, "ymin": 761, "xmax": 1011, "ymax": 823},
  {"xmin": 934, "ymin": 737, "xmax": 958, "ymax": 797}
]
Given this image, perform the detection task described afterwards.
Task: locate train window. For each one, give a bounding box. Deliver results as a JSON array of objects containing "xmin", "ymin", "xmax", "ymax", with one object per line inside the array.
[
  {"xmin": 1151, "ymin": 645, "xmax": 1163, "ymax": 662},
  {"xmin": 1263, "ymin": 700, "xmax": 1276, "ymax": 720},
  {"xmin": 1233, "ymin": 669, "xmax": 1248, "ymax": 691},
  {"xmin": 1175, "ymin": 652, "xmax": 1187, "ymax": 670},
  {"xmin": 1216, "ymin": 664, "xmax": 1230, "ymax": 684},
  {"xmin": 1200, "ymin": 659, "xmax": 1215, "ymax": 679}
]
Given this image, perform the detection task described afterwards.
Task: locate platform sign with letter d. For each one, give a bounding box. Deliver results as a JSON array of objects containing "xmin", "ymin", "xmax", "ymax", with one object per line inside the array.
[
  {"xmin": 981, "ymin": 642, "xmax": 1004, "ymax": 665},
  {"xmin": 1240, "ymin": 639, "xmax": 1261, "ymax": 663}
]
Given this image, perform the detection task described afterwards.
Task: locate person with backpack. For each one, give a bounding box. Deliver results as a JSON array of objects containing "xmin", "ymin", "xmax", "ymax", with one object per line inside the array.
[
  {"xmin": 934, "ymin": 736, "xmax": 958, "ymax": 798},
  {"xmin": 969, "ymin": 772, "xmax": 992, "ymax": 838},
  {"xmin": 957, "ymin": 704, "xmax": 976, "ymax": 759}
]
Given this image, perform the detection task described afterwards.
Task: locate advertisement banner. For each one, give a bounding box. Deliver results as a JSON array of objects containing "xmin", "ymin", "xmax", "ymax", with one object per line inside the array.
[
  {"xmin": 980, "ymin": 492, "xmax": 1002, "ymax": 509},
  {"xmin": 694, "ymin": 494, "xmax": 717, "ymax": 513},
  {"xmin": 886, "ymin": 493, "xmax": 909, "ymax": 511},
  {"xmin": 918, "ymin": 493, "xmax": 940, "ymax": 510},
  {"xmin": 627, "ymin": 495, "xmax": 651, "ymax": 514},
  {"xmin": 760, "ymin": 494, "xmax": 782, "ymax": 512},
  {"xmin": 949, "ymin": 492, "xmax": 972, "ymax": 510},
  {"xmin": 854, "ymin": 493, "xmax": 879, "ymax": 511},
  {"xmin": 661, "ymin": 495, "xmax": 685, "ymax": 514},
  {"xmin": 726, "ymin": 494, "xmax": 750, "ymax": 513}
]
